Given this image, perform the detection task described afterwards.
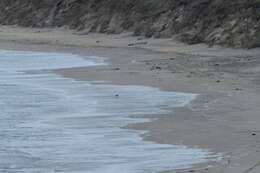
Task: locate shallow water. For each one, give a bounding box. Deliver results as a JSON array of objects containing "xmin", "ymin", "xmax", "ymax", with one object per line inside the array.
[{"xmin": 0, "ymin": 50, "xmax": 214, "ymax": 173}]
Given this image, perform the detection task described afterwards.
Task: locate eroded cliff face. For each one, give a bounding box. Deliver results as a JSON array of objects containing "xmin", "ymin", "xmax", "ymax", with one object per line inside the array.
[{"xmin": 0, "ymin": 0, "xmax": 259, "ymax": 48}]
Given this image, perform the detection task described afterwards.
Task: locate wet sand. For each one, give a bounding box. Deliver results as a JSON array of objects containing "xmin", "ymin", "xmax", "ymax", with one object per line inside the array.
[{"xmin": 0, "ymin": 25, "xmax": 260, "ymax": 173}]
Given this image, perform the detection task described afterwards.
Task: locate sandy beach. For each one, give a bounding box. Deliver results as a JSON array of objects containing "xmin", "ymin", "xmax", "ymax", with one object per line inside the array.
[{"xmin": 0, "ymin": 25, "xmax": 260, "ymax": 173}]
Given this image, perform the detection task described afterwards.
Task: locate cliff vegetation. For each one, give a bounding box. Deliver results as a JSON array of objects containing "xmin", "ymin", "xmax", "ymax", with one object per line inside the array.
[{"xmin": 0, "ymin": 0, "xmax": 260, "ymax": 48}]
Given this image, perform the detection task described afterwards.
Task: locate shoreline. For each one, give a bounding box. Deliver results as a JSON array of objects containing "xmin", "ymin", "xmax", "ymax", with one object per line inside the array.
[{"xmin": 0, "ymin": 25, "xmax": 260, "ymax": 173}]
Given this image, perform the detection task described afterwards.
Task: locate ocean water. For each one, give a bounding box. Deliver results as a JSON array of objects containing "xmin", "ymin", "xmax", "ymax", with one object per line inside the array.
[{"xmin": 0, "ymin": 50, "xmax": 214, "ymax": 173}]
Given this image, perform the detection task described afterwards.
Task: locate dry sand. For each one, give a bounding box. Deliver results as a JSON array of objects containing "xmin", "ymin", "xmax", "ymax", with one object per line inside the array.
[{"xmin": 0, "ymin": 25, "xmax": 260, "ymax": 173}]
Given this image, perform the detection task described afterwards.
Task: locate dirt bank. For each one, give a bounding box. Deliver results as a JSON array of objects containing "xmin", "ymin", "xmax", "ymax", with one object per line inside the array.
[{"xmin": 0, "ymin": 0, "xmax": 260, "ymax": 48}]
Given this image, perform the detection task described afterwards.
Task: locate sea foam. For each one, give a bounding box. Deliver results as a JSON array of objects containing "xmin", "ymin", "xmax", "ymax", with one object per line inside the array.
[{"xmin": 0, "ymin": 50, "xmax": 216, "ymax": 173}]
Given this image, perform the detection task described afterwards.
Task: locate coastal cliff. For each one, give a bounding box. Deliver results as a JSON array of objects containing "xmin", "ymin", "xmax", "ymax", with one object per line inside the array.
[{"xmin": 0, "ymin": 0, "xmax": 259, "ymax": 48}]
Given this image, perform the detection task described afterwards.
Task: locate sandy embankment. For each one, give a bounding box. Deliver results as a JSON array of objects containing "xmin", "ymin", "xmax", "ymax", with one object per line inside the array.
[{"xmin": 0, "ymin": 25, "xmax": 260, "ymax": 173}]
